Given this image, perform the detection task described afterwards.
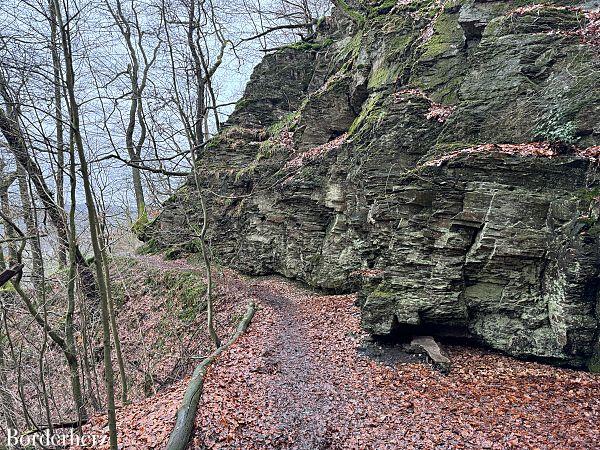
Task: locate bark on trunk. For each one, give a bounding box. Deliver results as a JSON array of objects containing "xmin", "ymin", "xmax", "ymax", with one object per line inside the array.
[
  {"xmin": 99, "ymin": 227, "xmax": 128, "ymax": 404},
  {"xmin": 0, "ymin": 316, "xmax": 18, "ymax": 431},
  {"xmin": 165, "ymin": 302, "xmax": 256, "ymax": 450},
  {"xmin": 49, "ymin": 0, "xmax": 66, "ymax": 266},
  {"xmin": 16, "ymin": 165, "xmax": 44, "ymax": 294}
]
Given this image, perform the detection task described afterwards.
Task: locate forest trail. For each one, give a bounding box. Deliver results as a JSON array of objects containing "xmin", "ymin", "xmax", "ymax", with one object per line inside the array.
[
  {"xmin": 80, "ymin": 259, "xmax": 600, "ymax": 449},
  {"xmin": 193, "ymin": 276, "xmax": 600, "ymax": 449}
]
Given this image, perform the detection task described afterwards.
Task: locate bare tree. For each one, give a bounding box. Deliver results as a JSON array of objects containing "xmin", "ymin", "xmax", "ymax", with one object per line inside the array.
[
  {"xmin": 104, "ymin": 0, "xmax": 162, "ymax": 223},
  {"xmin": 51, "ymin": 1, "xmax": 118, "ymax": 446}
]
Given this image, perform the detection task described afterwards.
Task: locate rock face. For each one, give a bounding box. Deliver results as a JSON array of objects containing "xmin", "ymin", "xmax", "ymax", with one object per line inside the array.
[{"xmin": 143, "ymin": 0, "xmax": 600, "ymax": 370}]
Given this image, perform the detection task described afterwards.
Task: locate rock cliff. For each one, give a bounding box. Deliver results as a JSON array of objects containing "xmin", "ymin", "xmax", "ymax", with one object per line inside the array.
[{"xmin": 142, "ymin": 0, "xmax": 600, "ymax": 370}]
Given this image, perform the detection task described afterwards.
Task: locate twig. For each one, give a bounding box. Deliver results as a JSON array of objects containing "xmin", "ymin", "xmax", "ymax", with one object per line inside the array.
[
  {"xmin": 234, "ymin": 20, "xmax": 317, "ymax": 46},
  {"xmin": 0, "ymin": 234, "xmax": 47, "ymax": 244}
]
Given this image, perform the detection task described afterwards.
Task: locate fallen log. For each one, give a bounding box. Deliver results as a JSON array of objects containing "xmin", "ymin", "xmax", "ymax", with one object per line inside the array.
[
  {"xmin": 0, "ymin": 263, "xmax": 24, "ymax": 287},
  {"xmin": 21, "ymin": 419, "xmax": 90, "ymax": 436},
  {"xmin": 166, "ymin": 302, "xmax": 257, "ymax": 450}
]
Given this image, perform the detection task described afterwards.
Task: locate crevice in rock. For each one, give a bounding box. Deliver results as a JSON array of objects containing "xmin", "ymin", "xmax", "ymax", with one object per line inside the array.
[
  {"xmin": 458, "ymin": 3, "xmax": 489, "ymax": 54},
  {"xmin": 460, "ymin": 23, "xmax": 484, "ymax": 52},
  {"xmin": 375, "ymin": 321, "xmax": 471, "ymax": 344}
]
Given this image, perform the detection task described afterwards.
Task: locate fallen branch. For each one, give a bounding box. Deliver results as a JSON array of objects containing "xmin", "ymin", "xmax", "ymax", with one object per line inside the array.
[
  {"xmin": 165, "ymin": 302, "xmax": 257, "ymax": 450},
  {"xmin": 0, "ymin": 264, "xmax": 24, "ymax": 288},
  {"xmin": 21, "ymin": 419, "xmax": 90, "ymax": 436}
]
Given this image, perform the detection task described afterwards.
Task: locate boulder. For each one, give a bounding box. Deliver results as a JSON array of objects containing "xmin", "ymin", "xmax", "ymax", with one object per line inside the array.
[{"xmin": 409, "ymin": 336, "xmax": 451, "ymax": 373}]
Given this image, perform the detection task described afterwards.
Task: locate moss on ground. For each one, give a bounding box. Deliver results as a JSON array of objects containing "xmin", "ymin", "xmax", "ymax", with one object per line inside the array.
[{"xmin": 112, "ymin": 257, "xmax": 208, "ymax": 324}]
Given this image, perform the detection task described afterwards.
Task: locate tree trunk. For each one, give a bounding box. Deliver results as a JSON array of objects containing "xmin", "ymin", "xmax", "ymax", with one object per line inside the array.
[
  {"xmin": 49, "ymin": 0, "xmax": 67, "ymax": 267},
  {"xmin": 0, "ymin": 169, "xmax": 17, "ymax": 264},
  {"xmin": 99, "ymin": 226, "xmax": 128, "ymax": 404},
  {"xmin": 166, "ymin": 302, "xmax": 256, "ymax": 450},
  {"xmin": 53, "ymin": 2, "xmax": 118, "ymax": 446},
  {"xmin": 16, "ymin": 165, "xmax": 44, "ymax": 294},
  {"xmin": 65, "ymin": 130, "xmax": 88, "ymax": 427},
  {"xmin": 188, "ymin": 144, "xmax": 220, "ymax": 349},
  {"xmin": 0, "ymin": 311, "xmax": 18, "ymax": 432}
]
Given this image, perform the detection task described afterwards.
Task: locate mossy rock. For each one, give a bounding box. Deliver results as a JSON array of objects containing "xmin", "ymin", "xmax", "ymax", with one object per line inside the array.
[
  {"xmin": 409, "ymin": 8, "xmax": 467, "ymax": 103},
  {"xmin": 348, "ymin": 92, "xmax": 386, "ymax": 138},
  {"xmin": 144, "ymin": 0, "xmax": 600, "ymax": 369},
  {"xmin": 136, "ymin": 238, "xmax": 161, "ymax": 255}
]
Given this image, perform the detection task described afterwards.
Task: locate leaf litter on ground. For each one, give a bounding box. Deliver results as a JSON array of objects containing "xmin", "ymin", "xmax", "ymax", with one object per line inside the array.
[{"xmin": 78, "ymin": 257, "xmax": 600, "ymax": 449}]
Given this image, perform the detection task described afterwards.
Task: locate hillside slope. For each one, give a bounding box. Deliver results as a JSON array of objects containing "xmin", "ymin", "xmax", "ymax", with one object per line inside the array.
[{"xmin": 143, "ymin": 0, "xmax": 600, "ymax": 369}]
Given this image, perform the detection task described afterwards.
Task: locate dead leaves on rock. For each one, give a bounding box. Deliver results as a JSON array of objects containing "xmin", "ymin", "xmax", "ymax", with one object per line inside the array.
[
  {"xmin": 425, "ymin": 142, "xmax": 600, "ymax": 167},
  {"xmin": 394, "ymin": 89, "xmax": 456, "ymax": 123},
  {"xmin": 284, "ymin": 133, "xmax": 348, "ymax": 170}
]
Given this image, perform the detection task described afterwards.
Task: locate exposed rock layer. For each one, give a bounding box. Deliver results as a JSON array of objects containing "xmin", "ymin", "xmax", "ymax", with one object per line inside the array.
[{"xmin": 144, "ymin": 0, "xmax": 600, "ymax": 370}]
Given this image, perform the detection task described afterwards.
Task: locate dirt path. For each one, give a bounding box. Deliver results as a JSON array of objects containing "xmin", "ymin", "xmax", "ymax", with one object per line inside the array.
[
  {"xmin": 251, "ymin": 286, "xmax": 335, "ymax": 448},
  {"xmin": 193, "ymin": 277, "xmax": 600, "ymax": 449}
]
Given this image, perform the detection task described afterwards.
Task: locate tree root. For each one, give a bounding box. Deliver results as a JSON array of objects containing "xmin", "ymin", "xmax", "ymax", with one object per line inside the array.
[{"xmin": 165, "ymin": 302, "xmax": 257, "ymax": 450}]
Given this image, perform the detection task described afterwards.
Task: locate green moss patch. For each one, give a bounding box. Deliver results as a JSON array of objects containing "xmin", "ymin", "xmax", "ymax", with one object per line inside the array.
[{"xmin": 112, "ymin": 257, "xmax": 207, "ymax": 324}]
